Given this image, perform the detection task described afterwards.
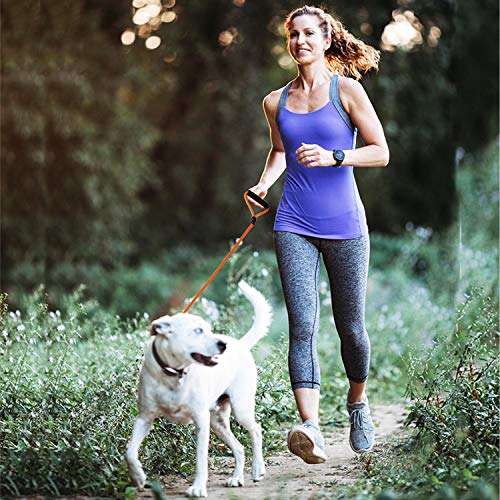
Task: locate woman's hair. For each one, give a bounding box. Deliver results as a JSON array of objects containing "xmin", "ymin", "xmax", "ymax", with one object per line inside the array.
[{"xmin": 285, "ymin": 5, "xmax": 380, "ymax": 80}]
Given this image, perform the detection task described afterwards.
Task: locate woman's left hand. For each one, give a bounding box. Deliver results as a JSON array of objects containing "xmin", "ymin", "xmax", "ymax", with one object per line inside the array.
[{"xmin": 295, "ymin": 143, "xmax": 334, "ymax": 168}]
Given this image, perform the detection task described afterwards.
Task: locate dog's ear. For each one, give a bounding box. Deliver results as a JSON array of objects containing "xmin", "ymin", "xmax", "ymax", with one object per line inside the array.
[{"xmin": 150, "ymin": 317, "xmax": 172, "ymax": 336}]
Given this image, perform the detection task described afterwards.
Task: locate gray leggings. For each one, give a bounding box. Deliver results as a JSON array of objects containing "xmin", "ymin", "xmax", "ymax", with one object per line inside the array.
[{"xmin": 274, "ymin": 231, "xmax": 370, "ymax": 390}]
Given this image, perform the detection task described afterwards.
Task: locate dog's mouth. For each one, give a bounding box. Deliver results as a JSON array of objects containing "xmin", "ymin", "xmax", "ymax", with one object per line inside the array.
[{"xmin": 191, "ymin": 352, "xmax": 218, "ymax": 367}]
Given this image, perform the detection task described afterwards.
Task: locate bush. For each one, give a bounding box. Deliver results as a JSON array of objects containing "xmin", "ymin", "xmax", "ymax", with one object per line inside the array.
[
  {"xmin": 404, "ymin": 287, "xmax": 498, "ymax": 493},
  {"xmin": 0, "ymin": 273, "xmax": 297, "ymax": 496}
]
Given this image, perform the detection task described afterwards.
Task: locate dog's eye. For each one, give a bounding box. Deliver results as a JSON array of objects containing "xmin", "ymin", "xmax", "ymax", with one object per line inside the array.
[{"xmin": 194, "ymin": 327, "xmax": 204, "ymax": 334}]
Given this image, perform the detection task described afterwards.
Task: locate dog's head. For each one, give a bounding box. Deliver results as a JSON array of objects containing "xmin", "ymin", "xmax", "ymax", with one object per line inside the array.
[{"xmin": 150, "ymin": 313, "xmax": 226, "ymax": 367}]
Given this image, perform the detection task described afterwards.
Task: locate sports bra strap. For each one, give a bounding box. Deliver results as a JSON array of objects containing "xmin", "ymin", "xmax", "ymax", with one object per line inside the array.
[
  {"xmin": 330, "ymin": 74, "xmax": 355, "ymax": 132},
  {"xmin": 275, "ymin": 81, "xmax": 293, "ymax": 124}
]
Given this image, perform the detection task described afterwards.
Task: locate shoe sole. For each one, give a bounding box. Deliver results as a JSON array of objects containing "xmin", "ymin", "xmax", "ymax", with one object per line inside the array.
[
  {"xmin": 287, "ymin": 427, "xmax": 327, "ymax": 464},
  {"xmin": 348, "ymin": 437, "xmax": 374, "ymax": 454}
]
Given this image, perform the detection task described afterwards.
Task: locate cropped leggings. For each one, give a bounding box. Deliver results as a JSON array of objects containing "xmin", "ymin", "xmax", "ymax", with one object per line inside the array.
[{"xmin": 274, "ymin": 231, "xmax": 370, "ymax": 390}]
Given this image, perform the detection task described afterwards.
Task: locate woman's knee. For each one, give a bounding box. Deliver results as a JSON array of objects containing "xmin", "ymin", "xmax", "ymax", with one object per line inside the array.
[{"xmin": 336, "ymin": 321, "xmax": 368, "ymax": 341}]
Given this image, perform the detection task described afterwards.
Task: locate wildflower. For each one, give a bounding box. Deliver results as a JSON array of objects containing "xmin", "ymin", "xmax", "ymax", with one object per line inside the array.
[
  {"xmin": 2, "ymin": 330, "xmax": 8, "ymax": 338},
  {"xmin": 253, "ymin": 251, "xmax": 259, "ymax": 257},
  {"xmin": 17, "ymin": 324, "xmax": 25, "ymax": 331},
  {"xmin": 15, "ymin": 310, "xmax": 21, "ymax": 317},
  {"xmin": 9, "ymin": 312, "xmax": 17, "ymax": 321},
  {"xmin": 262, "ymin": 268, "xmax": 269, "ymax": 277},
  {"xmin": 143, "ymin": 312, "xmax": 149, "ymax": 320},
  {"xmin": 55, "ymin": 310, "xmax": 61, "ymax": 317},
  {"xmin": 49, "ymin": 312, "xmax": 57, "ymax": 321},
  {"xmin": 126, "ymin": 333, "xmax": 132, "ymax": 340},
  {"xmin": 416, "ymin": 226, "xmax": 433, "ymax": 240},
  {"xmin": 200, "ymin": 298, "xmax": 219, "ymax": 321},
  {"xmin": 57, "ymin": 325, "xmax": 65, "ymax": 331}
]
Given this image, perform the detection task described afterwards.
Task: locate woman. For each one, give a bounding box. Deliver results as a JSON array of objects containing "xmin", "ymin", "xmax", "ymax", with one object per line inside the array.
[{"xmin": 249, "ymin": 5, "xmax": 389, "ymax": 464}]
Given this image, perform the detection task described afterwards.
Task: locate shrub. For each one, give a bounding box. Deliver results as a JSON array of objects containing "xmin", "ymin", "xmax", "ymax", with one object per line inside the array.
[{"xmin": 0, "ymin": 273, "xmax": 297, "ymax": 496}]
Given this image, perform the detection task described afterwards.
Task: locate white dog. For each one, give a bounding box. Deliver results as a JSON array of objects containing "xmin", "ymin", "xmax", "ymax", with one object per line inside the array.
[{"xmin": 125, "ymin": 280, "xmax": 272, "ymax": 498}]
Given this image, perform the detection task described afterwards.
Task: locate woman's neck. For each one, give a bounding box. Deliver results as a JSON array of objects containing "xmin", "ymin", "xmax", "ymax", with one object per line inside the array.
[{"xmin": 295, "ymin": 61, "xmax": 333, "ymax": 93}]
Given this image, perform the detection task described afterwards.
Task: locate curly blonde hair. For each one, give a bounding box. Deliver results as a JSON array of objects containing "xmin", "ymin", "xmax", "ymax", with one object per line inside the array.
[{"xmin": 285, "ymin": 5, "xmax": 380, "ymax": 80}]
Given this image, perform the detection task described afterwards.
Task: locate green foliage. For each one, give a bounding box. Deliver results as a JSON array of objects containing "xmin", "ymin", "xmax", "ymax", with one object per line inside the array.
[
  {"xmin": 405, "ymin": 288, "xmax": 498, "ymax": 488},
  {"xmin": 0, "ymin": 289, "xmax": 199, "ymax": 497},
  {"xmin": 0, "ymin": 269, "xmax": 297, "ymax": 496},
  {"xmin": 1, "ymin": 0, "xmax": 161, "ymax": 282},
  {"xmin": 5, "ymin": 0, "xmax": 499, "ymax": 298},
  {"xmin": 456, "ymin": 142, "xmax": 499, "ymax": 299},
  {"xmin": 318, "ymin": 287, "xmax": 498, "ymax": 499}
]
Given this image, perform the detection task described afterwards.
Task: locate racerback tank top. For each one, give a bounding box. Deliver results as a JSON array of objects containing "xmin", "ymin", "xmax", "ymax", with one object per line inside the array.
[{"xmin": 274, "ymin": 74, "xmax": 369, "ymax": 239}]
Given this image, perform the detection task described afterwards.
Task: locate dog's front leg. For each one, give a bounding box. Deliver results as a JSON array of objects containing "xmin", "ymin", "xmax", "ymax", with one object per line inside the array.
[
  {"xmin": 125, "ymin": 414, "xmax": 154, "ymax": 490},
  {"xmin": 186, "ymin": 411, "xmax": 211, "ymax": 498}
]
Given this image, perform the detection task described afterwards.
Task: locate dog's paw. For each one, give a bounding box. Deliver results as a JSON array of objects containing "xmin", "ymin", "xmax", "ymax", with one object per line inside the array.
[
  {"xmin": 127, "ymin": 465, "xmax": 147, "ymax": 490},
  {"xmin": 185, "ymin": 484, "xmax": 207, "ymax": 497},
  {"xmin": 226, "ymin": 476, "xmax": 244, "ymax": 487},
  {"xmin": 252, "ymin": 462, "xmax": 266, "ymax": 482}
]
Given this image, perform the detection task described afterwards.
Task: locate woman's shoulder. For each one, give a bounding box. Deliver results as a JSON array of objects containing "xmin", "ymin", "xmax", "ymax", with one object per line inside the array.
[
  {"xmin": 262, "ymin": 85, "xmax": 289, "ymax": 117},
  {"xmin": 338, "ymin": 76, "xmax": 368, "ymax": 113},
  {"xmin": 338, "ymin": 76, "xmax": 364, "ymax": 96}
]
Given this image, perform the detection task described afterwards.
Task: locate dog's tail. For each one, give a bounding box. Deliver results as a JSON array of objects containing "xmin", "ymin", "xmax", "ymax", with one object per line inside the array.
[{"xmin": 238, "ymin": 280, "xmax": 273, "ymax": 350}]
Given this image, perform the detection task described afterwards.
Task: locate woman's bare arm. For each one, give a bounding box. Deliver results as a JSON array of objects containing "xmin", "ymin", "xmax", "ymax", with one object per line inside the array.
[{"xmin": 248, "ymin": 91, "xmax": 287, "ymax": 200}]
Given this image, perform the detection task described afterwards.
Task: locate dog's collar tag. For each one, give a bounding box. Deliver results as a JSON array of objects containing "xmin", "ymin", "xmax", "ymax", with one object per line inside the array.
[{"xmin": 152, "ymin": 338, "xmax": 187, "ymax": 379}]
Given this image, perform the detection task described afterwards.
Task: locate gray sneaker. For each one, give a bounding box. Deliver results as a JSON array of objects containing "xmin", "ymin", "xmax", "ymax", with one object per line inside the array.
[
  {"xmin": 346, "ymin": 398, "xmax": 375, "ymax": 453},
  {"xmin": 287, "ymin": 420, "xmax": 327, "ymax": 464}
]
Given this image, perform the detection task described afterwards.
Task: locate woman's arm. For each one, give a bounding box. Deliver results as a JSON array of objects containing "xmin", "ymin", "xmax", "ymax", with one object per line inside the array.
[
  {"xmin": 296, "ymin": 78, "xmax": 390, "ymax": 168},
  {"xmin": 248, "ymin": 92, "xmax": 287, "ymax": 201}
]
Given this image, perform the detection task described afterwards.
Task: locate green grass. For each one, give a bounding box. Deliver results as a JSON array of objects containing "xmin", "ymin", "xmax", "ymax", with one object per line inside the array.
[{"xmin": 1, "ymin": 143, "xmax": 497, "ymax": 497}]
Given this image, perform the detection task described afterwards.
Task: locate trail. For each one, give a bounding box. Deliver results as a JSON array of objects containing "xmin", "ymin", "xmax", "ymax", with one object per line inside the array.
[{"xmin": 142, "ymin": 403, "xmax": 407, "ymax": 500}]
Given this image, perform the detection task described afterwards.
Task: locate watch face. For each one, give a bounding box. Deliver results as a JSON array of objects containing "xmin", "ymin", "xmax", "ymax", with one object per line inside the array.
[{"xmin": 334, "ymin": 150, "xmax": 345, "ymax": 161}]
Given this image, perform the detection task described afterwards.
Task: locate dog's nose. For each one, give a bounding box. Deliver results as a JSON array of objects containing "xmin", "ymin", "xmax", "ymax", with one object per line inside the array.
[{"xmin": 217, "ymin": 340, "xmax": 227, "ymax": 353}]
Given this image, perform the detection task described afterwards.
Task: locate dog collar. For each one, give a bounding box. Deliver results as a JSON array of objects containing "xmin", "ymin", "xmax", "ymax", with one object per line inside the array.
[{"xmin": 152, "ymin": 338, "xmax": 187, "ymax": 379}]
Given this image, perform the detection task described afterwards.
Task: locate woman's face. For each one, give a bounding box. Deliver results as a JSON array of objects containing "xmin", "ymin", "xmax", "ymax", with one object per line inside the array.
[{"xmin": 287, "ymin": 15, "xmax": 330, "ymax": 66}]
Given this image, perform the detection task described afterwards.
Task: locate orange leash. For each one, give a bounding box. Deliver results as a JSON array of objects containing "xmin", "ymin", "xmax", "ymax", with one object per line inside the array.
[{"xmin": 183, "ymin": 190, "xmax": 270, "ymax": 313}]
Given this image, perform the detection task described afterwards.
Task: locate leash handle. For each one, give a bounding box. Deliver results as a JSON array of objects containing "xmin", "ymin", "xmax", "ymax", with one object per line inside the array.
[
  {"xmin": 182, "ymin": 191, "xmax": 270, "ymax": 313},
  {"xmin": 245, "ymin": 190, "xmax": 270, "ymax": 222}
]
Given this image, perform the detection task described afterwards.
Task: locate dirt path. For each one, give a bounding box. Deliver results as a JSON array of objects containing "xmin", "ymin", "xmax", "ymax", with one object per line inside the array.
[{"xmin": 140, "ymin": 403, "xmax": 407, "ymax": 500}]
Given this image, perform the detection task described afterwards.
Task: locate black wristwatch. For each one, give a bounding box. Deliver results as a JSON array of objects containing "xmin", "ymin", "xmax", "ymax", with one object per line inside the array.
[{"xmin": 332, "ymin": 149, "xmax": 345, "ymax": 168}]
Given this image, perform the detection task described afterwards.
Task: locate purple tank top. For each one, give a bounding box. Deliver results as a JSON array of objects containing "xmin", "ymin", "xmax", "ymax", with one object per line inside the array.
[{"xmin": 274, "ymin": 74, "xmax": 369, "ymax": 239}]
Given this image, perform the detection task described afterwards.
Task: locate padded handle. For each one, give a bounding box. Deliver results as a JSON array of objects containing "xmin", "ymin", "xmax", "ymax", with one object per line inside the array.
[{"xmin": 245, "ymin": 190, "xmax": 269, "ymax": 209}]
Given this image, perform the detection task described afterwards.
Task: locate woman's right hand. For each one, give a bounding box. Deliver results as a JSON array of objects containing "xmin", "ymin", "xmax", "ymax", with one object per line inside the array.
[{"xmin": 247, "ymin": 184, "xmax": 268, "ymax": 208}]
